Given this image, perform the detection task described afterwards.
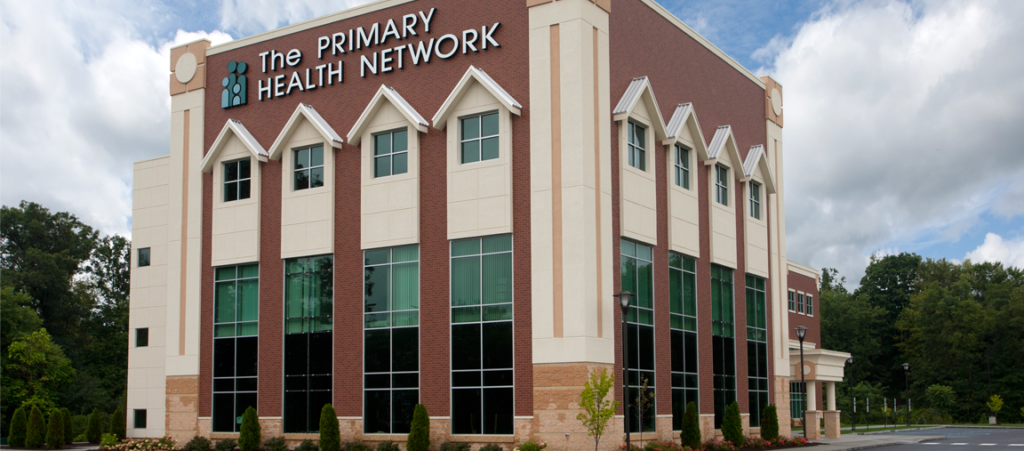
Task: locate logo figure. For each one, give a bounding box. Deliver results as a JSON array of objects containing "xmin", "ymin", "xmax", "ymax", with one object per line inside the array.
[{"xmin": 222, "ymin": 61, "xmax": 248, "ymax": 108}]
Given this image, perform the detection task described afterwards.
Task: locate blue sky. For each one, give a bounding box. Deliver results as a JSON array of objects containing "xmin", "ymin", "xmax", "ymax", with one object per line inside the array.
[{"xmin": 2, "ymin": 0, "xmax": 1023, "ymax": 288}]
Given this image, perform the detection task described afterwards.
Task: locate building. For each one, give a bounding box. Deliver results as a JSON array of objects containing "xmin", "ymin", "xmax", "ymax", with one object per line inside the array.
[{"xmin": 126, "ymin": 0, "xmax": 849, "ymax": 446}]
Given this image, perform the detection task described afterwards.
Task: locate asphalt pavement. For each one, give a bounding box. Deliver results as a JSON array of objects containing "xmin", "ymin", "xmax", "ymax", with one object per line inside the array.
[{"xmin": 809, "ymin": 427, "xmax": 1024, "ymax": 451}]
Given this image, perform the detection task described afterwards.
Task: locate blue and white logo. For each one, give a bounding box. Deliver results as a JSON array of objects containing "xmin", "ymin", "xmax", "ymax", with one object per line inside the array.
[{"xmin": 222, "ymin": 61, "xmax": 248, "ymax": 108}]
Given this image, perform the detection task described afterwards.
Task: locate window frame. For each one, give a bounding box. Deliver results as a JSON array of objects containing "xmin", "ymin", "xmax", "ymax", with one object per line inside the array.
[
  {"xmin": 749, "ymin": 181, "xmax": 761, "ymax": 220},
  {"xmin": 745, "ymin": 275, "xmax": 769, "ymax": 427},
  {"xmin": 715, "ymin": 164, "xmax": 729, "ymax": 206},
  {"xmin": 283, "ymin": 255, "xmax": 334, "ymax": 434},
  {"xmin": 710, "ymin": 264, "xmax": 736, "ymax": 429},
  {"xmin": 627, "ymin": 121, "xmax": 647, "ymax": 171},
  {"xmin": 674, "ymin": 145, "xmax": 690, "ymax": 190},
  {"xmin": 798, "ymin": 292, "xmax": 805, "ymax": 314},
  {"xmin": 806, "ymin": 294, "xmax": 814, "ymax": 317},
  {"xmin": 372, "ymin": 128, "xmax": 410, "ymax": 178},
  {"xmin": 223, "ymin": 158, "xmax": 252, "ymax": 202},
  {"xmin": 788, "ymin": 289, "xmax": 796, "ymax": 312},
  {"xmin": 138, "ymin": 247, "xmax": 150, "ymax": 268},
  {"xmin": 136, "ymin": 328, "xmax": 149, "ymax": 347},
  {"xmin": 459, "ymin": 111, "xmax": 500, "ymax": 165},
  {"xmin": 669, "ymin": 252, "xmax": 698, "ymax": 432},
  {"xmin": 621, "ymin": 238, "xmax": 656, "ymax": 433},
  {"xmin": 133, "ymin": 409, "xmax": 147, "ymax": 429},
  {"xmin": 212, "ymin": 264, "xmax": 260, "ymax": 433},
  {"xmin": 292, "ymin": 145, "xmax": 325, "ymax": 191}
]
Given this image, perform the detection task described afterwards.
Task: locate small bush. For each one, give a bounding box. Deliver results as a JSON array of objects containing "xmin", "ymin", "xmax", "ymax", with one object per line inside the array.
[
  {"xmin": 319, "ymin": 405, "xmax": 340, "ymax": 451},
  {"xmin": 439, "ymin": 443, "xmax": 469, "ymax": 451},
  {"xmin": 480, "ymin": 445, "xmax": 504, "ymax": 451},
  {"xmin": 216, "ymin": 438, "xmax": 238, "ymax": 451},
  {"xmin": 9, "ymin": 406, "xmax": 28, "ymax": 447},
  {"xmin": 111, "ymin": 408, "xmax": 127, "ymax": 440},
  {"xmin": 71, "ymin": 415, "xmax": 88, "ymax": 439},
  {"xmin": 721, "ymin": 402, "xmax": 744, "ymax": 447},
  {"xmin": 62, "ymin": 408, "xmax": 73, "ymax": 445},
  {"xmin": 100, "ymin": 433, "xmax": 121, "ymax": 449},
  {"xmin": 75, "ymin": 434, "xmax": 88, "ymax": 442},
  {"xmin": 376, "ymin": 441, "xmax": 399, "ymax": 451},
  {"xmin": 642, "ymin": 441, "xmax": 682, "ymax": 451},
  {"xmin": 87, "ymin": 408, "xmax": 104, "ymax": 444},
  {"xmin": 183, "ymin": 435, "xmax": 213, "ymax": 451},
  {"xmin": 27, "ymin": 405, "xmax": 47, "ymax": 448},
  {"xmin": 343, "ymin": 442, "xmax": 369, "ymax": 451},
  {"xmin": 48, "ymin": 408, "xmax": 65, "ymax": 449},
  {"xmin": 102, "ymin": 436, "xmax": 176, "ymax": 451},
  {"xmin": 406, "ymin": 404, "xmax": 430, "ymax": 451},
  {"xmin": 239, "ymin": 407, "xmax": 261, "ymax": 451},
  {"xmin": 295, "ymin": 439, "xmax": 319, "ymax": 451},
  {"xmin": 517, "ymin": 442, "xmax": 546, "ymax": 451},
  {"xmin": 264, "ymin": 437, "xmax": 287, "ymax": 451},
  {"xmin": 700, "ymin": 439, "xmax": 737, "ymax": 451},
  {"xmin": 679, "ymin": 401, "xmax": 701, "ymax": 449},
  {"xmin": 759, "ymin": 404, "xmax": 779, "ymax": 441}
]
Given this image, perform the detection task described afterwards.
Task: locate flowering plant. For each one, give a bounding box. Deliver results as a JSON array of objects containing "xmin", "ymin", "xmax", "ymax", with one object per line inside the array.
[
  {"xmin": 742, "ymin": 437, "xmax": 773, "ymax": 449},
  {"xmin": 101, "ymin": 436, "xmax": 176, "ymax": 451}
]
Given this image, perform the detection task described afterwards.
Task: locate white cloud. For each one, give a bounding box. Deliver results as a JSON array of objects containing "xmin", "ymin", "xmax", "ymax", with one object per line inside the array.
[
  {"xmin": 965, "ymin": 233, "xmax": 1024, "ymax": 270},
  {"xmin": 756, "ymin": 0, "xmax": 1024, "ymax": 285},
  {"xmin": 0, "ymin": 1, "xmax": 230, "ymax": 236},
  {"xmin": 218, "ymin": 0, "xmax": 371, "ymax": 38}
]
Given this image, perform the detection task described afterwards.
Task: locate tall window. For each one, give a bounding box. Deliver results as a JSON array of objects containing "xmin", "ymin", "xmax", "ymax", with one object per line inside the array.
[
  {"xmin": 374, "ymin": 129, "xmax": 409, "ymax": 178},
  {"xmin": 746, "ymin": 275, "xmax": 769, "ymax": 427},
  {"xmin": 364, "ymin": 245, "xmax": 419, "ymax": 434},
  {"xmin": 788, "ymin": 290, "xmax": 795, "ymax": 312},
  {"xmin": 790, "ymin": 382, "xmax": 806, "ymax": 420},
  {"xmin": 749, "ymin": 182, "xmax": 761, "ymax": 219},
  {"xmin": 710, "ymin": 264, "xmax": 735, "ymax": 428},
  {"xmin": 460, "ymin": 112, "xmax": 499, "ymax": 164},
  {"xmin": 669, "ymin": 253, "xmax": 698, "ymax": 431},
  {"xmin": 675, "ymin": 145, "xmax": 690, "ymax": 189},
  {"xmin": 628, "ymin": 122, "xmax": 647, "ymax": 171},
  {"xmin": 284, "ymin": 256, "xmax": 333, "ymax": 433},
  {"xmin": 213, "ymin": 264, "xmax": 259, "ymax": 432},
  {"xmin": 806, "ymin": 295, "xmax": 814, "ymax": 316},
  {"xmin": 621, "ymin": 239, "xmax": 655, "ymax": 432},
  {"xmin": 715, "ymin": 164, "xmax": 729, "ymax": 206},
  {"xmin": 451, "ymin": 235, "xmax": 513, "ymax": 435},
  {"xmin": 294, "ymin": 145, "xmax": 325, "ymax": 191},
  {"xmin": 798, "ymin": 292, "xmax": 805, "ymax": 314},
  {"xmin": 224, "ymin": 159, "xmax": 251, "ymax": 202}
]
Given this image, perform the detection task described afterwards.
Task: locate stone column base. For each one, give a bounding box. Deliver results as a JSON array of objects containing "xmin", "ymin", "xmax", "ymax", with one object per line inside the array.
[
  {"xmin": 699, "ymin": 414, "xmax": 715, "ymax": 442},
  {"xmin": 804, "ymin": 411, "xmax": 820, "ymax": 440},
  {"xmin": 166, "ymin": 375, "xmax": 199, "ymax": 444},
  {"xmin": 740, "ymin": 413, "xmax": 750, "ymax": 438},
  {"xmin": 774, "ymin": 376, "xmax": 792, "ymax": 438},
  {"xmin": 822, "ymin": 411, "xmax": 840, "ymax": 439}
]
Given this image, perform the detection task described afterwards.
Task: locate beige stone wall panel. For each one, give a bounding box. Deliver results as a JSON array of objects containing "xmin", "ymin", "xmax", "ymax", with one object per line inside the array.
[
  {"xmin": 360, "ymin": 101, "xmax": 421, "ymax": 250},
  {"xmin": 280, "ymin": 117, "xmax": 336, "ymax": 259}
]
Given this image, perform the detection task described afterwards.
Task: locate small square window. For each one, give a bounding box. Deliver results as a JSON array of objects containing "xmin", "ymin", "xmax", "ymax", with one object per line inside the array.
[
  {"xmin": 294, "ymin": 145, "xmax": 325, "ymax": 191},
  {"xmin": 223, "ymin": 159, "xmax": 252, "ymax": 202},
  {"xmin": 373, "ymin": 129, "xmax": 409, "ymax": 177},
  {"xmin": 134, "ymin": 409, "xmax": 147, "ymax": 429},
  {"xmin": 138, "ymin": 248, "xmax": 151, "ymax": 267},
  {"xmin": 136, "ymin": 328, "xmax": 149, "ymax": 347},
  {"xmin": 460, "ymin": 112, "xmax": 499, "ymax": 164}
]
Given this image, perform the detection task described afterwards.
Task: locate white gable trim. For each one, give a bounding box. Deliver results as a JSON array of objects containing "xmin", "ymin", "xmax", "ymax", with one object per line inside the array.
[
  {"xmin": 661, "ymin": 103, "xmax": 709, "ymax": 161},
  {"xmin": 347, "ymin": 85, "xmax": 428, "ymax": 145},
  {"xmin": 199, "ymin": 119, "xmax": 268, "ymax": 173},
  {"xmin": 742, "ymin": 144, "xmax": 777, "ymax": 194},
  {"xmin": 705, "ymin": 125, "xmax": 743, "ymax": 169},
  {"xmin": 432, "ymin": 65, "xmax": 522, "ymax": 130},
  {"xmin": 267, "ymin": 103, "xmax": 343, "ymax": 160},
  {"xmin": 612, "ymin": 76, "xmax": 668, "ymax": 140}
]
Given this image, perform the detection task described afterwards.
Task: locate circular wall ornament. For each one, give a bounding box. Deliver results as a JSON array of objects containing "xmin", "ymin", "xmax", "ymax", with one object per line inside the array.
[
  {"xmin": 175, "ymin": 53, "xmax": 198, "ymax": 84},
  {"xmin": 771, "ymin": 88, "xmax": 783, "ymax": 116}
]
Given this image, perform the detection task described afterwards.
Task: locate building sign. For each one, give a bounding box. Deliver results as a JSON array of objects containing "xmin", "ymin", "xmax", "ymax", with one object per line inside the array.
[
  {"xmin": 221, "ymin": 61, "xmax": 248, "ymax": 108},
  {"xmin": 237, "ymin": 8, "xmax": 499, "ymax": 103}
]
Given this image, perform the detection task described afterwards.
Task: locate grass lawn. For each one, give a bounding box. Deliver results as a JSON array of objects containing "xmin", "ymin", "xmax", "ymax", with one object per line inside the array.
[{"xmin": 841, "ymin": 425, "xmax": 941, "ymax": 435}]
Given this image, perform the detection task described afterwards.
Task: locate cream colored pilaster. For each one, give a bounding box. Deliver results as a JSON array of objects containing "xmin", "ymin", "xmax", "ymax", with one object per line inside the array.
[{"xmin": 762, "ymin": 76, "xmax": 789, "ymax": 378}]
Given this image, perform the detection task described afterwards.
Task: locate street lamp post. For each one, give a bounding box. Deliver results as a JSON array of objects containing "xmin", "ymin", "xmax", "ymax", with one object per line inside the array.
[
  {"xmin": 796, "ymin": 326, "xmax": 808, "ymax": 438},
  {"xmin": 616, "ymin": 291, "xmax": 633, "ymax": 450},
  {"xmin": 847, "ymin": 357, "xmax": 855, "ymax": 432},
  {"xmin": 903, "ymin": 363, "xmax": 910, "ymax": 427}
]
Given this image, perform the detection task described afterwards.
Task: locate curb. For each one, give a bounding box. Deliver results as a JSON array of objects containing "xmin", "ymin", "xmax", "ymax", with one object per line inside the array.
[{"xmin": 852, "ymin": 427, "xmax": 944, "ymax": 436}]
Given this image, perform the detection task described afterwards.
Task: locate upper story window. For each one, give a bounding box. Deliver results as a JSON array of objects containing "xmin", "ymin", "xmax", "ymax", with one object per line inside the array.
[
  {"xmin": 293, "ymin": 145, "xmax": 324, "ymax": 191},
  {"xmin": 788, "ymin": 290, "xmax": 796, "ymax": 312},
  {"xmin": 138, "ymin": 247, "xmax": 151, "ymax": 267},
  {"xmin": 750, "ymin": 181, "xmax": 761, "ymax": 219},
  {"xmin": 136, "ymin": 328, "xmax": 149, "ymax": 347},
  {"xmin": 715, "ymin": 164, "xmax": 729, "ymax": 206},
  {"xmin": 806, "ymin": 295, "xmax": 814, "ymax": 316},
  {"xmin": 797, "ymin": 292, "xmax": 805, "ymax": 313},
  {"xmin": 460, "ymin": 112, "xmax": 499, "ymax": 164},
  {"xmin": 675, "ymin": 145, "xmax": 690, "ymax": 189},
  {"xmin": 628, "ymin": 121, "xmax": 647, "ymax": 171},
  {"xmin": 224, "ymin": 159, "xmax": 251, "ymax": 202},
  {"xmin": 374, "ymin": 129, "xmax": 409, "ymax": 178}
]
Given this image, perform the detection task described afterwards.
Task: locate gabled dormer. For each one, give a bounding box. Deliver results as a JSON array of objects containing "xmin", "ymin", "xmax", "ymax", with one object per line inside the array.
[
  {"xmin": 663, "ymin": 103, "xmax": 709, "ymax": 258},
  {"xmin": 267, "ymin": 103, "xmax": 344, "ymax": 259},
  {"xmin": 742, "ymin": 144, "xmax": 775, "ymax": 278},
  {"xmin": 706, "ymin": 125, "xmax": 744, "ymax": 269},
  {"xmin": 200, "ymin": 119, "xmax": 268, "ymax": 266},
  {"xmin": 613, "ymin": 76, "xmax": 667, "ymax": 246},
  {"xmin": 347, "ymin": 85, "xmax": 428, "ymax": 249}
]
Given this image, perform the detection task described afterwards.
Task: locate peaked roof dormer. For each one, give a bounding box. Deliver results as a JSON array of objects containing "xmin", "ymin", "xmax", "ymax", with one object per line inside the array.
[
  {"xmin": 267, "ymin": 103, "xmax": 343, "ymax": 160},
  {"xmin": 662, "ymin": 103, "xmax": 710, "ymax": 161},
  {"xmin": 432, "ymin": 65, "xmax": 522, "ymax": 129},
  {"xmin": 199, "ymin": 119, "xmax": 268, "ymax": 172},
  {"xmin": 347, "ymin": 85, "xmax": 428, "ymax": 145},
  {"xmin": 613, "ymin": 76, "xmax": 668, "ymax": 140},
  {"xmin": 742, "ymin": 144, "xmax": 777, "ymax": 194},
  {"xmin": 706, "ymin": 125, "xmax": 744, "ymax": 168}
]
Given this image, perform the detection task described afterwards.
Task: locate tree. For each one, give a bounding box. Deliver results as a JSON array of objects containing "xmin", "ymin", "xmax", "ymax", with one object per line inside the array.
[
  {"xmin": 111, "ymin": 407, "xmax": 126, "ymax": 440},
  {"xmin": 407, "ymin": 404, "xmax": 430, "ymax": 451},
  {"xmin": 1, "ymin": 287, "xmax": 42, "ymax": 432},
  {"xmin": 760, "ymin": 404, "xmax": 779, "ymax": 441},
  {"xmin": 679, "ymin": 401, "xmax": 701, "ymax": 449},
  {"xmin": 9, "ymin": 406, "xmax": 28, "ymax": 447},
  {"xmin": 924, "ymin": 385, "xmax": 955, "ymax": 416},
  {"xmin": 239, "ymin": 406, "xmax": 261, "ymax": 451},
  {"xmin": 987, "ymin": 395, "xmax": 1003, "ymax": 423},
  {"xmin": 3, "ymin": 328, "xmax": 76, "ymax": 413},
  {"xmin": 855, "ymin": 253, "xmax": 922, "ymax": 394},
  {"xmin": 26, "ymin": 405, "xmax": 46, "ymax": 448},
  {"xmin": 86, "ymin": 408, "xmax": 102, "ymax": 444},
  {"xmin": 576, "ymin": 369, "xmax": 619, "ymax": 451},
  {"xmin": 47, "ymin": 408, "xmax": 64, "ymax": 449},
  {"xmin": 318, "ymin": 404, "xmax": 339, "ymax": 451},
  {"xmin": 721, "ymin": 402, "xmax": 744, "ymax": 446},
  {"xmin": 61, "ymin": 408, "xmax": 73, "ymax": 445},
  {"xmin": 632, "ymin": 375, "xmax": 655, "ymax": 443}
]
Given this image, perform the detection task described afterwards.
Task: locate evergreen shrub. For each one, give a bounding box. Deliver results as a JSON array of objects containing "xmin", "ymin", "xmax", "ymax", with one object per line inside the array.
[
  {"xmin": 318, "ymin": 404, "xmax": 340, "ymax": 451},
  {"xmin": 721, "ymin": 402, "xmax": 744, "ymax": 447},
  {"xmin": 27, "ymin": 405, "xmax": 47, "ymax": 448},
  {"xmin": 439, "ymin": 443, "xmax": 469, "ymax": 451},
  {"xmin": 9, "ymin": 406, "xmax": 28, "ymax": 447},
  {"xmin": 61, "ymin": 408, "xmax": 73, "ymax": 445},
  {"xmin": 238, "ymin": 407, "xmax": 261, "ymax": 451},
  {"xmin": 375, "ymin": 441, "xmax": 399, "ymax": 451},
  {"xmin": 215, "ymin": 438, "xmax": 238, "ymax": 451},
  {"xmin": 342, "ymin": 441, "xmax": 369, "ymax": 451},
  {"xmin": 263, "ymin": 437, "xmax": 287, "ymax": 451},
  {"xmin": 679, "ymin": 401, "xmax": 701, "ymax": 449},
  {"xmin": 760, "ymin": 404, "xmax": 779, "ymax": 441},
  {"xmin": 111, "ymin": 407, "xmax": 126, "ymax": 441},
  {"xmin": 47, "ymin": 408, "xmax": 65, "ymax": 449},
  {"xmin": 295, "ymin": 439, "xmax": 319, "ymax": 451},
  {"xmin": 87, "ymin": 408, "xmax": 103, "ymax": 444},
  {"xmin": 183, "ymin": 435, "xmax": 213, "ymax": 451},
  {"xmin": 406, "ymin": 404, "xmax": 430, "ymax": 451}
]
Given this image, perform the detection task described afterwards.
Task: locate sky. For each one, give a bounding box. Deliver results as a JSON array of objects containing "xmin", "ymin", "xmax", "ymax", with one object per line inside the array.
[{"xmin": 2, "ymin": 0, "xmax": 1023, "ymax": 289}]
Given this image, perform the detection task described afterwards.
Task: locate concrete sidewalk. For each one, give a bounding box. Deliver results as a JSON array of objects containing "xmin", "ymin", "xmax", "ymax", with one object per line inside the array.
[{"xmin": 807, "ymin": 433, "xmax": 946, "ymax": 451}]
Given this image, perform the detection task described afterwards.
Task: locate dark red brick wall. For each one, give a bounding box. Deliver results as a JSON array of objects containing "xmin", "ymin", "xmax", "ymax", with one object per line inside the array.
[
  {"xmin": 787, "ymin": 272, "xmax": 819, "ymax": 346},
  {"xmin": 608, "ymin": 0, "xmax": 769, "ymax": 420},
  {"xmin": 199, "ymin": 0, "xmax": 531, "ymax": 419}
]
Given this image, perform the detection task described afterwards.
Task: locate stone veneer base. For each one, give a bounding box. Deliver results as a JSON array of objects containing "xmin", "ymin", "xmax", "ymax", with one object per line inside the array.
[{"xmin": 166, "ymin": 376, "xmax": 200, "ymax": 444}]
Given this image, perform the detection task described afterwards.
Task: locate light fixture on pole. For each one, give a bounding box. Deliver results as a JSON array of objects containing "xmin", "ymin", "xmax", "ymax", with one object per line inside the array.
[
  {"xmin": 847, "ymin": 357, "xmax": 855, "ymax": 432},
  {"xmin": 615, "ymin": 291, "xmax": 633, "ymax": 450},
  {"xmin": 795, "ymin": 326, "xmax": 808, "ymax": 438},
  {"xmin": 903, "ymin": 363, "xmax": 910, "ymax": 427}
]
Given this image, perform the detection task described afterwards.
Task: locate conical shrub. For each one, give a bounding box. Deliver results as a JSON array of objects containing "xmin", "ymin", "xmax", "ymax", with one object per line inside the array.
[
  {"xmin": 406, "ymin": 404, "xmax": 430, "ymax": 451},
  {"xmin": 47, "ymin": 408, "xmax": 65, "ymax": 449},
  {"xmin": 679, "ymin": 401, "xmax": 701, "ymax": 449},
  {"xmin": 238, "ymin": 406, "xmax": 261, "ymax": 451},
  {"xmin": 721, "ymin": 402, "xmax": 744, "ymax": 446},
  {"xmin": 111, "ymin": 407, "xmax": 126, "ymax": 440},
  {"xmin": 86, "ymin": 408, "xmax": 103, "ymax": 444},
  {"xmin": 9, "ymin": 406, "xmax": 28, "ymax": 447},
  {"xmin": 61, "ymin": 408, "xmax": 73, "ymax": 445},
  {"xmin": 26, "ymin": 405, "xmax": 47, "ymax": 448},
  {"xmin": 760, "ymin": 404, "xmax": 779, "ymax": 441},
  {"xmin": 319, "ymin": 404, "xmax": 340, "ymax": 451}
]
